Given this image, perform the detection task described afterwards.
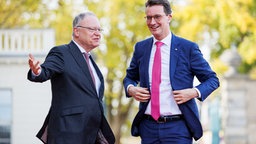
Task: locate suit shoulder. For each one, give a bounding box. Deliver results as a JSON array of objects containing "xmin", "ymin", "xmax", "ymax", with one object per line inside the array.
[
  {"xmin": 53, "ymin": 43, "xmax": 69, "ymax": 50},
  {"xmin": 48, "ymin": 43, "xmax": 70, "ymax": 54},
  {"xmin": 174, "ymin": 35, "xmax": 197, "ymax": 47},
  {"xmin": 134, "ymin": 37, "xmax": 153, "ymax": 50},
  {"xmin": 136, "ymin": 37, "xmax": 153, "ymax": 45}
]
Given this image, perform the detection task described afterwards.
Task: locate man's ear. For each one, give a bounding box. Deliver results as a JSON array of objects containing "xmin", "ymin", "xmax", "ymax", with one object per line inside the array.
[
  {"xmin": 73, "ymin": 28, "xmax": 79, "ymax": 36},
  {"xmin": 168, "ymin": 14, "xmax": 172, "ymax": 23}
]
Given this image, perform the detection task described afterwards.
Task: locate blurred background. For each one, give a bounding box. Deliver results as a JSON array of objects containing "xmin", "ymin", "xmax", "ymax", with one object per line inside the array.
[{"xmin": 0, "ymin": 0, "xmax": 256, "ymax": 144}]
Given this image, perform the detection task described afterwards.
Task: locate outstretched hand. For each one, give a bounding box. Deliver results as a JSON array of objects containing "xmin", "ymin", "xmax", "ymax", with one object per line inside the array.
[{"xmin": 28, "ymin": 53, "xmax": 41, "ymax": 75}]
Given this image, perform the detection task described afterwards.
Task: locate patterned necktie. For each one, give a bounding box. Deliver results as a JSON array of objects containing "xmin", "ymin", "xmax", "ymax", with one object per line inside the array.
[
  {"xmin": 84, "ymin": 53, "xmax": 95, "ymax": 85},
  {"xmin": 151, "ymin": 41, "xmax": 163, "ymax": 120}
]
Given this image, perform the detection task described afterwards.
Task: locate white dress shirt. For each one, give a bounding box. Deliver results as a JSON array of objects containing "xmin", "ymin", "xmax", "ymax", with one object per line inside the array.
[{"xmin": 145, "ymin": 33, "xmax": 182, "ymax": 116}]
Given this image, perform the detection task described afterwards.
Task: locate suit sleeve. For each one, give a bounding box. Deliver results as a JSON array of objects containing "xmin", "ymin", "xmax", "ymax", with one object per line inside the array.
[
  {"xmin": 123, "ymin": 43, "xmax": 140, "ymax": 97},
  {"xmin": 27, "ymin": 47, "xmax": 64, "ymax": 82},
  {"xmin": 190, "ymin": 43, "xmax": 219, "ymax": 101}
]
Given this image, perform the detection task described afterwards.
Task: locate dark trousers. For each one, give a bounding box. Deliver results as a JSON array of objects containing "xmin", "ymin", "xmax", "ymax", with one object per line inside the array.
[{"xmin": 139, "ymin": 118, "xmax": 192, "ymax": 144}]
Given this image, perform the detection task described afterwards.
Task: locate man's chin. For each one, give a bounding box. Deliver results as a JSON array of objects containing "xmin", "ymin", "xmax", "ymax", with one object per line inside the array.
[
  {"xmin": 93, "ymin": 44, "xmax": 100, "ymax": 48},
  {"xmin": 152, "ymin": 33, "xmax": 161, "ymax": 39},
  {"xmin": 151, "ymin": 30, "xmax": 160, "ymax": 36}
]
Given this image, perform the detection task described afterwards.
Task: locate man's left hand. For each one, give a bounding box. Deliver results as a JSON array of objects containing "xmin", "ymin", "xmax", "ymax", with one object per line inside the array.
[{"xmin": 173, "ymin": 88, "xmax": 198, "ymax": 104}]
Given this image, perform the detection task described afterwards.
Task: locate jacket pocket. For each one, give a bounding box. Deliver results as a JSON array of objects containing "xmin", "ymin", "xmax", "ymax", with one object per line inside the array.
[
  {"xmin": 61, "ymin": 105, "xmax": 84, "ymax": 116},
  {"xmin": 60, "ymin": 106, "xmax": 85, "ymax": 133}
]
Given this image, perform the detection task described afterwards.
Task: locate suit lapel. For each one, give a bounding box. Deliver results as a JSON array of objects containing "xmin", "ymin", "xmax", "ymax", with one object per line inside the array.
[
  {"xmin": 143, "ymin": 38, "xmax": 154, "ymax": 90},
  {"xmin": 90, "ymin": 56, "xmax": 104, "ymax": 99},
  {"xmin": 170, "ymin": 34, "xmax": 179, "ymax": 84},
  {"xmin": 143, "ymin": 35, "xmax": 179, "ymax": 88},
  {"xmin": 68, "ymin": 41, "xmax": 98, "ymax": 96}
]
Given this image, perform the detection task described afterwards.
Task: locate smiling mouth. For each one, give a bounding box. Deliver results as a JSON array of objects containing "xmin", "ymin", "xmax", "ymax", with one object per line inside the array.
[
  {"xmin": 93, "ymin": 37, "xmax": 100, "ymax": 40},
  {"xmin": 93, "ymin": 39, "xmax": 100, "ymax": 42},
  {"xmin": 150, "ymin": 25, "xmax": 160, "ymax": 31}
]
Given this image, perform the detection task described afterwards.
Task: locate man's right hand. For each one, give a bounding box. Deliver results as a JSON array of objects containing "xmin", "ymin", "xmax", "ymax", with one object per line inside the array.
[
  {"xmin": 128, "ymin": 86, "xmax": 150, "ymax": 102},
  {"xmin": 28, "ymin": 53, "xmax": 41, "ymax": 75}
]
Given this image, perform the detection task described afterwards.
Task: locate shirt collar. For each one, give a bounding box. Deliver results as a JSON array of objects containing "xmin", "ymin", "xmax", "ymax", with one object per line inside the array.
[
  {"xmin": 72, "ymin": 40, "xmax": 91, "ymax": 55},
  {"xmin": 153, "ymin": 32, "xmax": 172, "ymax": 47}
]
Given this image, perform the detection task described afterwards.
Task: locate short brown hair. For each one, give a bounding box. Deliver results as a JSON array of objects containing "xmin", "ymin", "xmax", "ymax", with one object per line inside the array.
[{"xmin": 145, "ymin": 0, "xmax": 172, "ymax": 15}]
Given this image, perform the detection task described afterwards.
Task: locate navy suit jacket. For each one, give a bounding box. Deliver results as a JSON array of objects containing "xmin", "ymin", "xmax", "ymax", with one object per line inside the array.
[
  {"xmin": 123, "ymin": 34, "xmax": 219, "ymax": 140},
  {"xmin": 28, "ymin": 41, "xmax": 115, "ymax": 144}
]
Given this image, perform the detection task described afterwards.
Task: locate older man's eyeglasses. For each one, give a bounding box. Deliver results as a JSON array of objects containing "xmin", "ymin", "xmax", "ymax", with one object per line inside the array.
[
  {"xmin": 76, "ymin": 26, "xmax": 104, "ymax": 33},
  {"xmin": 144, "ymin": 14, "xmax": 166, "ymax": 22}
]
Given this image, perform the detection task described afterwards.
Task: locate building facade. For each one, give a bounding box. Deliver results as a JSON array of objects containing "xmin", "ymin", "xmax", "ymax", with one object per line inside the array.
[{"xmin": 0, "ymin": 29, "xmax": 54, "ymax": 144}]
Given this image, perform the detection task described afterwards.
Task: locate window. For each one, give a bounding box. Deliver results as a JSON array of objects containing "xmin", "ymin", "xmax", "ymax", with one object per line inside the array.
[{"xmin": 0, "ymin": 89, "xmax": 12, "ymax": 144}]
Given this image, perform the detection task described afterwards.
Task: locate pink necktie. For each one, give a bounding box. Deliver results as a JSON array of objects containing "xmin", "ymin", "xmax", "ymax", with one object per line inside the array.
[
  {"xmin": 151, "ymin": 41, "xmax": 163, "ymax": 120},
  {"xmin": 84, "ymin": 53, "xmax": 96, "ymax": 85}
]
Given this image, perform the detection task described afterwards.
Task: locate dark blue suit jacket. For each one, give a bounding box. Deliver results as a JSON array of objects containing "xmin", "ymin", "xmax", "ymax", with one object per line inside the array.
[
  {"xmin": 123, "ymin": 34, "xmax": 219, "ymax": 140},
  {"xmin": 28, "ymin": 41, "xmax": 115, "ymax": 144}
]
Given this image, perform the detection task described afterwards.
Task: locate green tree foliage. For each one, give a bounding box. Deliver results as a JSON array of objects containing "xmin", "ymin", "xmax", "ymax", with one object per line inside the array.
[
  {"xmin": 0, "ymin": 0, "xmax": 82, "ymax": 44},
  {"xmin": 0, "ymin": 0, "xmax": 40, "ymax": 28},
  {"xmin": 173, "ymin": 0, "xmax": 256, "ymax": 77}
]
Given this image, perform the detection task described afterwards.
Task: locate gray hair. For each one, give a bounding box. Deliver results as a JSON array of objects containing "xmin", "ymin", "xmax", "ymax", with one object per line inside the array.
[{"xmin": 72, "ymin": 11, "xmax": 96, "ymax": 28}]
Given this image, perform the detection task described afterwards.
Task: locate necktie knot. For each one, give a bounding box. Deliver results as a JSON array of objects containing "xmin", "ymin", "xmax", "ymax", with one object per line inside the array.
[
  {"xmin": 84, "ymin": 52, "xmax": 90, "ymax": 61},
  {"xmin": 155, "ymin": 41, "xmax": 163, "ymax": 49}
]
